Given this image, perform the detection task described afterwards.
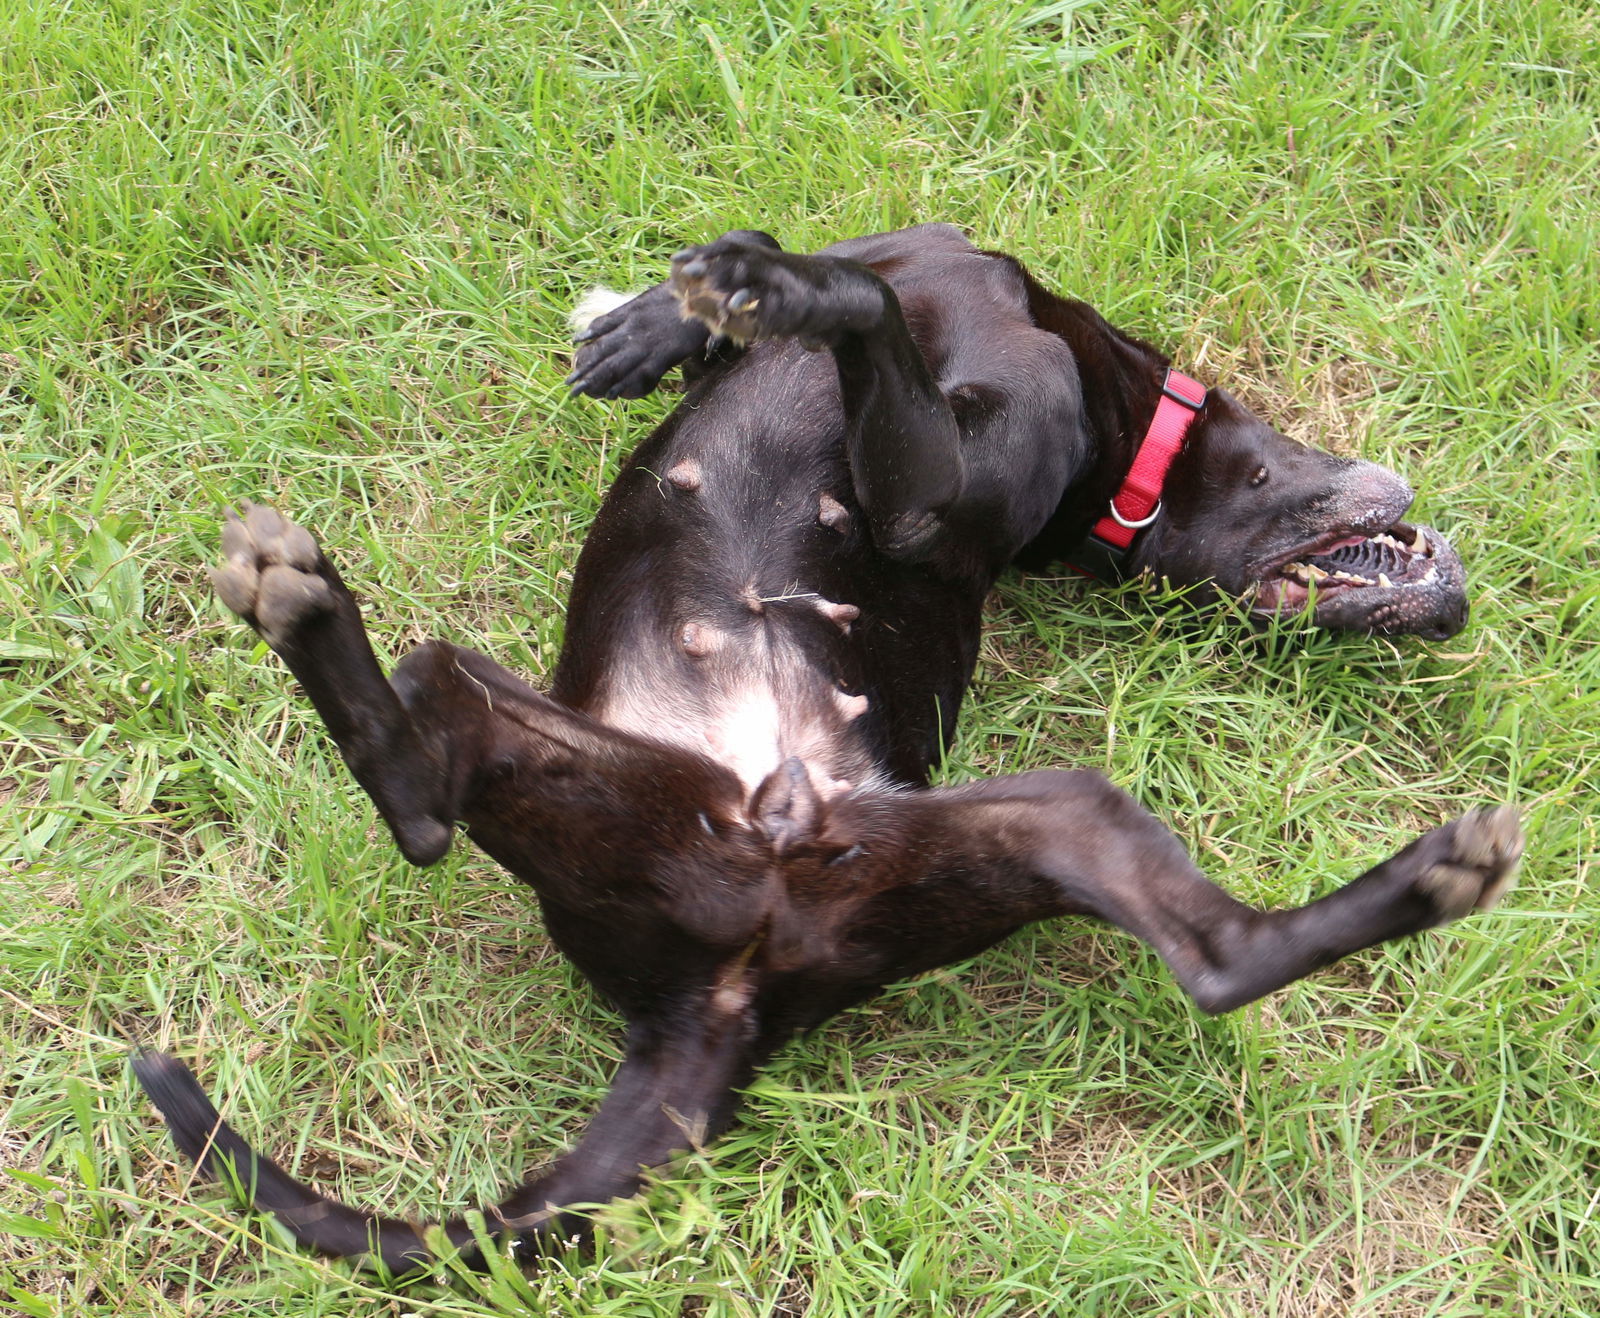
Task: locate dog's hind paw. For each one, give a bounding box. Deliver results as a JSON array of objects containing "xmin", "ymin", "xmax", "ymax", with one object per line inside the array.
[
  {"xmin": 213, "ymin": 502, "xmax": 335, "ymax": 647},
  {"xmin": 669, "ymin": 242, "xmax": 883, "ymax": 347},
  {"xmin": 1415, "ymin": 805, "xmax": 1523, "ymax": 922}
]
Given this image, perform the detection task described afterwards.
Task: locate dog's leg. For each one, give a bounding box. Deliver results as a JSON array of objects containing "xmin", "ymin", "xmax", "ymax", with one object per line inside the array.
[
  {"xmin": 133, "ymin": 989, "xmax": 758, "ymax": 1273},
  {"xmin": 666, "ymin": 239, "xmax": 966, "ymax": 559},
  {"xmin": 917, "ymin": 771, "xmax": 1522, "ymax": 1013},
  {"xmin": 213, "ymin": 503, "xmax": 752, "ymax": 890},
  {"xmin": 663, "ymin": 237, "xmax": 1081, "ymax": 566},
  {"xmin": 211, "ymin": 502, "xmax": 484, "ymax": 865},
  {"xmin": 566, "ymin": 229, "xmax": 783, "ymax": 399},
  {"xmin": 161, "ymin": 504, "xmax": 768, "ymax": 1269}
]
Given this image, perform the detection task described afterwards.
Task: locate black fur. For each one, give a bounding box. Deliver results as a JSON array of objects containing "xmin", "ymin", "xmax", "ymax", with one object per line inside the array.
[{"xmin": 134, "ymin": 225, "xmax": 1513, "ymax": 1274}]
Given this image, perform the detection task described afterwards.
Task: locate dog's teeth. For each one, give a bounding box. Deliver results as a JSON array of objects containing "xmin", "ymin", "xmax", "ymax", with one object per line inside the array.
[
  {"xmin": 1377, "ymin": 572, "xmax": 1393, "ymax": 589},
  {"xmin": 1422, "ymin": 565, "xmax": 1438, "ymax": 585},
  {"xmin": 1411, "ymin": 527, "xmax": 1428, "ymax": 554},
  {"xmin": 1332, "ymin": 570, "xmax": 1372, "ymax": 584},
  {"xmin": 1286, "ymin": 563, "xmax": 1329, "ymax": 583}
]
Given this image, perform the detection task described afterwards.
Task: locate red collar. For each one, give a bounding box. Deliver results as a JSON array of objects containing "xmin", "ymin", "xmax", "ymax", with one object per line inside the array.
[{"xmin": 1068, "ymin": 368, "xmax": 1206, "ymax": 579}]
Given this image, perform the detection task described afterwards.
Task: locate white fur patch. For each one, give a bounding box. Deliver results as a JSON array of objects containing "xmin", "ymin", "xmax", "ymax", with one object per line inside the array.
[
  {"xmin": 568, "ymin": 286, "xmax": 637, "ymax": 335},
  {"xmin": 703, "ymin": 687, "xmax": 784, "ymax": 793}
]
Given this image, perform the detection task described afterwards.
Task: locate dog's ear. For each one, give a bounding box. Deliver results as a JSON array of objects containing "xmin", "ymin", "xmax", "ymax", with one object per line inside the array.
[{"xmin": 748, "ymin": 757, "xmax": 823, "ymax": 856}]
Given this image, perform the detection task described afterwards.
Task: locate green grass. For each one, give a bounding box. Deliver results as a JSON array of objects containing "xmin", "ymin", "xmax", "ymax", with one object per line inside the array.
[{"xmin": 2, "ymin": 0, "xmax": 1597, "ymax": 1313}]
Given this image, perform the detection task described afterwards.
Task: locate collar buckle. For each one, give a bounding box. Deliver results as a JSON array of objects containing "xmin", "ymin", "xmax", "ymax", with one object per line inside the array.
[
  {"xmin": 1161, "ymin": 375, "xmax": 1206, "ymax": 409},
  {"xmin": 1107, "ymin": 496, "xmax": 1162, "ymax": 530}
]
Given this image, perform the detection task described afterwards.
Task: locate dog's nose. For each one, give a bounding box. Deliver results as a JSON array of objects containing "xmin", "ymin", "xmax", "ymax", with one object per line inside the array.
[
  {"xmin": 1422, "ymin": 595, "xmax": 1469, "ymax": 640},
  {"xmin": 1340, "ymin": 460, "xmax": 1414, "ymax": 524}
]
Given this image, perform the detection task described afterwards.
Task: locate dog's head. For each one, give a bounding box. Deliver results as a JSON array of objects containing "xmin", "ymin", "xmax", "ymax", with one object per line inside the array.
[{"xmin": 1131, "ymin": 390, "xmax": 1469, "ymax": 640}]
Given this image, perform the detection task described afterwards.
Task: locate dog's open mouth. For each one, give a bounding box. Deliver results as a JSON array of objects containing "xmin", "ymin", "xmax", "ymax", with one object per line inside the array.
[
  {"xmin": 1252, "ymin": 520, "xmax": 1468, "ymax": 639},
  {"xmin": 1279, "ymin": 522, "xmax": 1435, "ymax": 594}
]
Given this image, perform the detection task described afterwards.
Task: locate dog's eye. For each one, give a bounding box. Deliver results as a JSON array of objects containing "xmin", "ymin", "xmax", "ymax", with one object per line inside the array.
[{"xmin": 1249, "ymin": 466, "xmax": 1269, "ymax": 487}]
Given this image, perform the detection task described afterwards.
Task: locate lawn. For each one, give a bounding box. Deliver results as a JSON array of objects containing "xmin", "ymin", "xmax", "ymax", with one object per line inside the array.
[{"xmin": 2, "ymin": 0, "xmax": 1597, "ymax": 1313}]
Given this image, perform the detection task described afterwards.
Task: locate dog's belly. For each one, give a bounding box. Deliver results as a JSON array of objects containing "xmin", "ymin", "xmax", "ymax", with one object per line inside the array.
[
  {"xmin": 557, "ymin": 341, "xmax": 984, "ymax": 793},
  {"xmin": 557, "ymin": 347, "xmax": 879, "ymax": 796},
  {"xmin": 588, "ymin": 627, "xmax": 878, "ymax": 800}
]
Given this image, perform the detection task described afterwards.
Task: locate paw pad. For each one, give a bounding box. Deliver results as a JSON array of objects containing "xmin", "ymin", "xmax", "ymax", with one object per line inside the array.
[
  {"xmin": 1419, "ymin": 804, "xmax": 1523, "ymax": 920},
  {"xmin": 212, "ymin": 502, "xmax": 333, "ymax": 646},
  {"xmin": 672, "ymin": 265, "xmax": 763, "ymax": 343}
]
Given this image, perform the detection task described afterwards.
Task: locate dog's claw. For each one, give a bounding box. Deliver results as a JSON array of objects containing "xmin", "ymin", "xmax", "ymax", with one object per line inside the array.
[{"xmin": 727, "ymin": 288, "xmax": 756, "ymax": 312}]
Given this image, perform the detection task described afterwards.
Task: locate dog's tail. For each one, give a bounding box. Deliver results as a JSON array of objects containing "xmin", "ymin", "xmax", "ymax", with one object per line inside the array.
[
  {"xmin": 132, "ymin": 1049, "xmax": 478, "ymax": 1270},
  {"xmin": 132, "ymin": 1010, "xmax": 755, "ymax": 1273}
]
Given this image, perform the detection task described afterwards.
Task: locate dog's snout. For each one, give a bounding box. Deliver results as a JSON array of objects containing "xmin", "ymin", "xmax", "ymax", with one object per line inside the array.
[
  {"xmin": 1424, "ymin": 596, "xmax": 1470, "ymax": 640},
  {"xmin": 1341, "ymin": 460, "xmax": 1414, "ymax": 524}
]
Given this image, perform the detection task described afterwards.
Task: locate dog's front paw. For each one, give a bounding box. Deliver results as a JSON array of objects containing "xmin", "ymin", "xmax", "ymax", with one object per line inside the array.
[
  {"xmin": 669, "ymin": 243, "xmax": 881, "ymax": 347},
  {"xmin": 670, "ymin": 245, "xmax": 773, "ymax": 344},
  {"xmin": 213, "ymin": 502, "xmax": 334, "ymax": 647},
  {"xmin": 1413, "ymin": 805, "xmax": 1523, "ymax": 922}
]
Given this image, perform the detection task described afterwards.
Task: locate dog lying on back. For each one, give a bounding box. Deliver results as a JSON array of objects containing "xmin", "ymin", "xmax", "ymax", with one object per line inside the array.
[{"xmin": 134, "ymin": 224, "xmax": 1518, "ymax": 1274}]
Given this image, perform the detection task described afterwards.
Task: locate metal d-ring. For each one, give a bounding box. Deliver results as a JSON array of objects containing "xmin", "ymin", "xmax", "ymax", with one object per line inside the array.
[{"xmin": 1108, "ymin": 497, "xmax": 1162, "ymax": 530}]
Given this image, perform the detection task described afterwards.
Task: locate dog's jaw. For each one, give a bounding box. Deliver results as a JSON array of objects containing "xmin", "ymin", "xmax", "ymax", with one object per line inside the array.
[{"xmin": 1248, "ymin": 521, "xmax": 1469, "ymax": 639}]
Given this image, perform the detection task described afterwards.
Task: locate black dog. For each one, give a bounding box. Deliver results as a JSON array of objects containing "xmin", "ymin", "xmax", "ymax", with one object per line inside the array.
[{"xmin": 134, "ymin": 224, "xmax": 1519, "ymax": 1274}]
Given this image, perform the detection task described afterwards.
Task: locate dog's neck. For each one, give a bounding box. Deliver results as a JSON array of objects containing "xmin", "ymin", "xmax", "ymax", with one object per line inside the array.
[
  {"xmin": 1006, "ymin": 265, "xmax": 1214, "ymax": 565},
  {"xmin": 1045, "ymin": 303, "xmax": 1176, "ymax": 468},
  {"xmin": 1001, "ymin": 258, "xmax": 1189, "ymax": 482}
]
